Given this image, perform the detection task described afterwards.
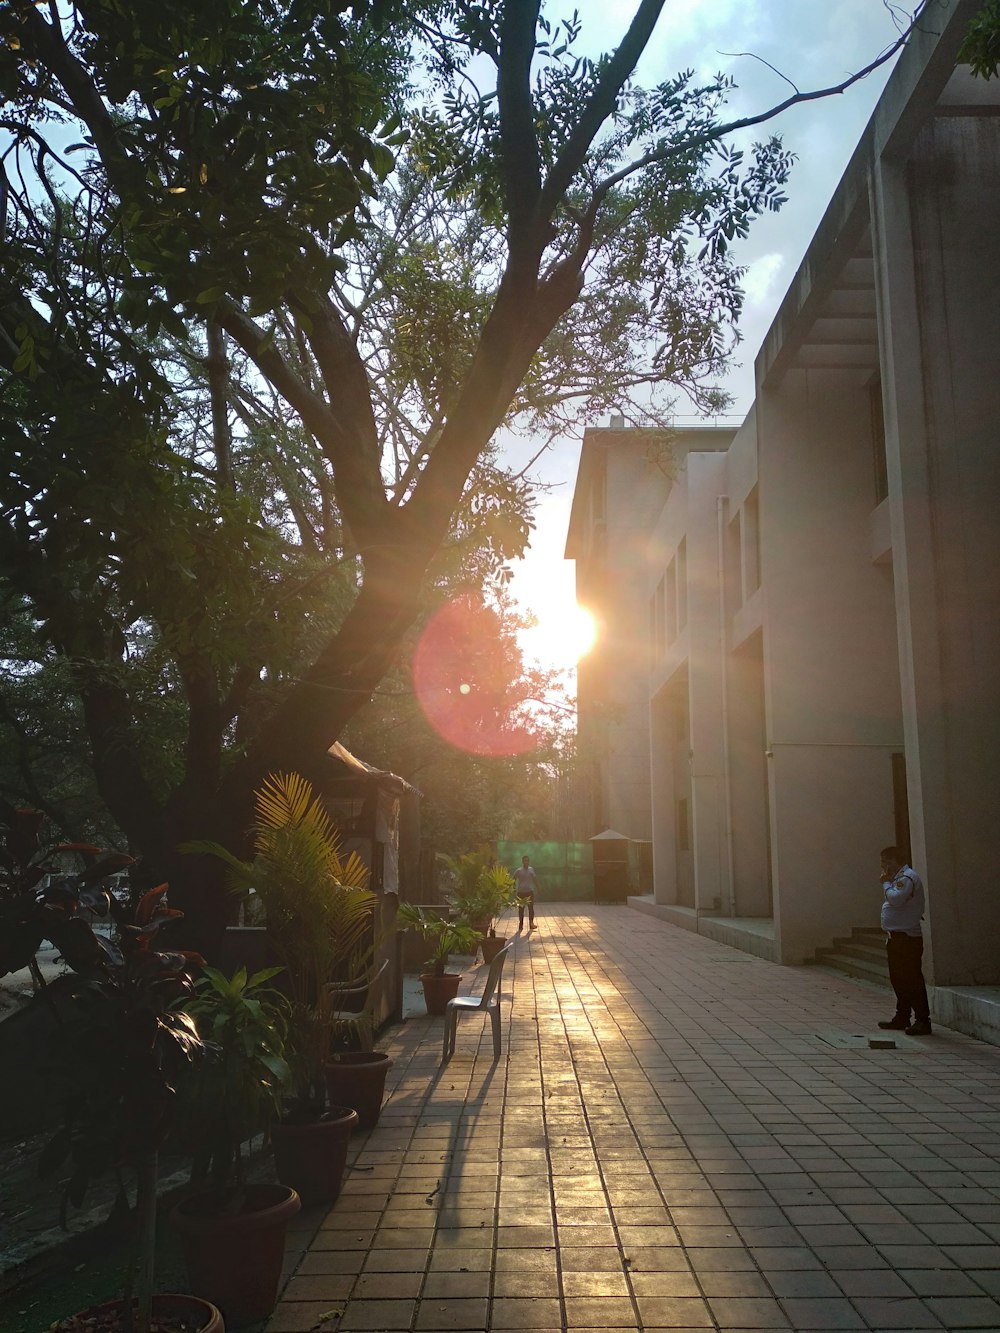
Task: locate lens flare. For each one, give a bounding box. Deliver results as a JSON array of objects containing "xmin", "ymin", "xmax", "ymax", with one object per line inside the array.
[{"xmin": 412, "ymin": 597, "xmax": 538, "ymax": 757}]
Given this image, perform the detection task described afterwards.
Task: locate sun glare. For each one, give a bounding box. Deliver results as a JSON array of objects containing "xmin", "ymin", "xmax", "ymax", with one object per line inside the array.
[{"xmin": 522, "ymin": 602, "xmax": 598, "ymax": 670}]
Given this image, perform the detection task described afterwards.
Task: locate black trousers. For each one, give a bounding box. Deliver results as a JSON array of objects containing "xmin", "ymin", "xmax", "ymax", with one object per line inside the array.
[
  {"xmin": 517, "ymin": 893, "xmax": 535, "ymax": 926},
  {"xmin": 886, "ymin": 932, "xmax": 929, "ymax": 1022}
]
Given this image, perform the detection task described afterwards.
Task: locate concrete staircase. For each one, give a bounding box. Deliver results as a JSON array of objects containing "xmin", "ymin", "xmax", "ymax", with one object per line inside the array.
[{"xmin": 806, "ymin": 926, "xmax": 890, "ymax": 988}]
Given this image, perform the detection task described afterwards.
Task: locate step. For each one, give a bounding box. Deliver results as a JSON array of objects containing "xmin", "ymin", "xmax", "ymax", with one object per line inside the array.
[
  {"xmin": 806, "ymin": 951, "xmax": 890, "ymax": 987},
  {"xmin": 829, "ymin": 938, "xmax": 887, "ymax": 965}
]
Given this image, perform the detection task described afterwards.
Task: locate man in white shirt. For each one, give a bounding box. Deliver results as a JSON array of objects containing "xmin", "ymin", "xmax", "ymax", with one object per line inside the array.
[
  {"xmin": 514, "ymin": 855, "xmax": 536, "ymax": 930},
  {"xmin": 877, "ymin": 845, "xmax": 931, "ymax": 1035}
]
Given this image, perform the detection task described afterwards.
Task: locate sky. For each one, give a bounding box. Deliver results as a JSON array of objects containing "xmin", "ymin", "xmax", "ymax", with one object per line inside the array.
[{"xmin": 509, "ymin": 0, "xmax": 920, "ymax": 676}]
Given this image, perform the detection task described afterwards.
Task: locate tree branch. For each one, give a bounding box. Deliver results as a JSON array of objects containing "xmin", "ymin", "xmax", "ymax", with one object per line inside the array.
[
  {"xmin": 589, "ymin": 0, "xmax": 933, "ymax": 208},
  {"xmin": 498, "ymin": 0, "xmax": 544, "ymax": 254},
  {"xmin": 538, "ymin": 0, "xmax": 668, "ymax": 221},
  {"xmin": 215, "ymin": 299, "xmax": 390, "ymax": 549}
]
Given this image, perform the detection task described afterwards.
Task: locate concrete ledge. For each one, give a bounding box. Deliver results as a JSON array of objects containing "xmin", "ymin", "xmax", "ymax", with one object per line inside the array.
[
  {"xmin": 627, "ymin": 898, "xmax": 778, "ymax": 963},
  {"xmin": 628, "ymin": 897, "xmax": 698, "ymax": 933},
  {"xmin": 932, "ymin": 985, "xmax": 1000, "ymax": 1049},
  {"xmin": 629, "ymin": 897, "xmax": 1000, "ymax": 1048}
]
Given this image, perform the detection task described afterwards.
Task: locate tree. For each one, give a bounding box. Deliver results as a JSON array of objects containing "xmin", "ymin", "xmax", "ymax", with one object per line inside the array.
[
  {"xmin": 960, "ymin": 1, "xmax": 1000, "ymax": 76},
  {"xmin": 0, "ymin": 1, "xmax": 932, "ymax": 947}
]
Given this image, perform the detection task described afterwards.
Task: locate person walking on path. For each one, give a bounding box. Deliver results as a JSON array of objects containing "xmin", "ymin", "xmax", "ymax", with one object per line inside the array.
[
  {"xmin": 877, "ymin": 844, "xmax": 932, "ymax": 1035},
  {"xmin": 514, "ymin": 854, "xmax": 536, "ymax": 930}
]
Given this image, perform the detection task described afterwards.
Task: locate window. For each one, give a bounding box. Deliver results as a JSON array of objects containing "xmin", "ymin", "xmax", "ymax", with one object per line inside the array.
[
  {"xmin": 743, "ymin": 488, "xmax": 760, "ymax": 596},
  {"xmin": 871, "ymin": 378, "xmax": 888, "ymax": 505},
  {"xmin": 666, "ymin": 556, "xmax": 677, "ymax": 644},
  {"xmin": 676, "ymin": 537, "xmax": 688, "ymax": 630},
  {"xmin": 650, "ymin": 579, "xmax": 665, "ymax": 665},
  {"xmin": 677, "ymin": 798, "xmax": 690, "ymax": 852},
  {"xmin": 727, "ymin": 509, "xmax": 743, "ymax": 612}
]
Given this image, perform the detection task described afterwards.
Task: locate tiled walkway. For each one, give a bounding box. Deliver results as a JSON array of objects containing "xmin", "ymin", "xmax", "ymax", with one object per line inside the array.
[{"xmin": 267, "ymin": 904, "xmax": 1000, "ymax": 1332}]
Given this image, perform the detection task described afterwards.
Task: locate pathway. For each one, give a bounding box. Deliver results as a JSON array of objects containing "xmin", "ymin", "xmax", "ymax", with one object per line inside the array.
[{"xmin": 267, "ymin": 903, "xmax": 1000, "ymax": 1332}]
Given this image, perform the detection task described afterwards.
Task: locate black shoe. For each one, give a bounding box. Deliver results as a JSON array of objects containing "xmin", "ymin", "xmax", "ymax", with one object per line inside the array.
[
  {"xmin": 906, "ymin": 1020, "xmax": 932, "ymax": 1035},
  {"xmin": 878, "ymin": 1018, "xmax": 910, "ymax": 1030}
]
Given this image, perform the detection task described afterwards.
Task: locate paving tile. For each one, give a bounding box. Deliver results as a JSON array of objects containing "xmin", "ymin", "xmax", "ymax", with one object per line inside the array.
[
  {"xmin": 490, "ymin": 1297, "xmax": 563, "ymax": 1327},
  {"xmin": 281, "ymin": 1274, "xmax": 355, "ymax": 1302},
  {"xmin": 296, "ymin": 1251, "xmax": 366, "ymax": 1276},
  {"xmin": 493, "ymin": 1269, "xmax": 561, "ymax": 1297},
  {"xmin": 696, "ymin": 1270, "xmax": 773, "ymax": 1297},
  {"xmin": 633, "ymin": 1296, "xmax": 714, "ymax": 1326},
  {"xmin": 777, "ymin": 1297, "xmax": 867, "ymax": 1328},
  {"xmin": 414, "ymin": 1297, "xmax": 489, "ymax": 1329},
  {"xmin": 560, "ymin": 1246, "xmax": 632, "ymax": 1271},
  {"xmin": 750, "ymin": 1247, "xmax": 823, "ymax": 1270},
  {"xmin": 561, "ymin": 1270, "xmax": 631, "ymax": 1297},
  {"xmin": 362, "ymin": 1247, "xmax": 431, "ymax": 1272},
  {"xmin": 923, "ymin": 1296, "xmax": 1000, "ymax": 1326},
  {"xmin": 351, "ymin": 1272, "xmax": 424, "ymax": 1299},
  {"xmin": 309, "ymin": 1229, "xmax": 376, "ymax": 1251},
  {"xmin": 493, "ymin": 1248, "xmax": 558, "ymax": 1272},
  {"xmin": 563, "ymin": 1296, "xmax": 638, "ymax": 1325},
  {"xmin": 704, "ymin": 1295, "xmax": 790, "ymax": 1327},
  {"xmin": 266, "ymin": 1303, "xmax": 348, "ymax": 1332},
  {"xmin": 849, "ymin": 1296, "xmax": 945, "ymax": 1327},
  {"xmin": 628, "ymin": 1270, "xmax": 702, "ymax": 1297},
  {"xmin": 768, "ymin": 1263, "xmax": 848, "ymax": 1295},
  {"xmin": 686, "ymin": 1246, "xmax": 758, "ymax": 1271},
  {"xmin": 337, "ymin": 1298, "xmax": 417, "ymax": 1330}
]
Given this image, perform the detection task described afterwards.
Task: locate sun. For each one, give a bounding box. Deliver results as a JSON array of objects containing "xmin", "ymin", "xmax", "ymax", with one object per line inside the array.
[{"xmin": 519, "ymin": 601, "xmax": 598, "ymax": 671}]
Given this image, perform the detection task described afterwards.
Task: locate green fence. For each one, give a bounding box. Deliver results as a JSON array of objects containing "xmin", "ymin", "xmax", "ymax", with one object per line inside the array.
[
  {"xmin": 495, "ymin": 839, "xmax": 652, "ymax": 902},
  {"xmin": 496, "ymin": 841, "xmax": 593, "ymax": 902}
]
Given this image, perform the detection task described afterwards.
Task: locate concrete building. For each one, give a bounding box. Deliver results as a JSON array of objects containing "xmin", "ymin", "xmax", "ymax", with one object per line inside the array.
[{"xmin": 566, "ymin": 0, "xmax": 1000, "ymax": 1044}]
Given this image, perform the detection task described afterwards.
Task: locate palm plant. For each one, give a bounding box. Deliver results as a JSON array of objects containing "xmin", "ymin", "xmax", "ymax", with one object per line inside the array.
[
  {"xmin": 184, "ymin": 772, "xmax": 375, "ymax": 1112},
  {"xmin": 444, "ymin": 852, "xmax": 515, "ymax": 939},
  {"xmin": 396, "ymin": 903, "xmax": 481, "ymax": 977}
]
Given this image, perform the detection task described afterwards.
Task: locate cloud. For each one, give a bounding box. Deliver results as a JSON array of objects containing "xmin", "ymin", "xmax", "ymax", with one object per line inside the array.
[{"xmin": 742, "ymin": 252, "xmax": 785, "ymax": 308}]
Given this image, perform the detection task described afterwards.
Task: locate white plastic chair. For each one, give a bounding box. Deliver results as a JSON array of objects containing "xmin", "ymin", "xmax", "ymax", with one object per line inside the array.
[
  {"xmin": 324, "ymin": 958, "xmax": 389, "ymax": 1052},
  {"xmin": 441, "ymin": 941, "xmax": 513, "ymax": 1064}
]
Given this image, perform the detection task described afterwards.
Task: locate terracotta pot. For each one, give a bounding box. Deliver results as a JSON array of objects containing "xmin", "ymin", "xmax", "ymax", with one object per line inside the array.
[
  {"xmin": 325, "ymin": 1052, "xmax": 393, "ymax": 1131},
  {"xmin": 272, "ymin": 1105, "xmax": 358, "ymax": 1204},
  {"xmin": 53, "ymin": 1293, "xmax": 223, "ymax": 1332},
  {"xmin": 419, "ymin": 971, "xmax": 462, "ymax": 1015},
  {"xmin": 480, "ymin": 934, "xmax": 507, "ymax": 964},
  {"xmin": 170, "ymin": 1181, "xmax": 300, "ymax": 1328}
]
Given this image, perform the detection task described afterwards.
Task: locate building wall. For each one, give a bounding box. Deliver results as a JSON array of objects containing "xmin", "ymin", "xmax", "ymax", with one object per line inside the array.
[
  {"xmin": 569, "ymin": 12, "xmax": 1000, "ymax": 1003},
  {"xmin": 572, "ymin": 428, "xmax": 732, "ymax": 844},
  {"xmin": 873, "ymin": 108, "xmax": 1000, "ymax": 985},
  {"xmin": 755, "ymin": 380, "xmax": 904, "ymax": 962}
]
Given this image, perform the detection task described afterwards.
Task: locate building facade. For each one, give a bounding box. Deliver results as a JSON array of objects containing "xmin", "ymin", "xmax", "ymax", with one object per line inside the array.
[{"xmin": 566, "ymin": 0, "xmax": 1000, "ymax": 1042}]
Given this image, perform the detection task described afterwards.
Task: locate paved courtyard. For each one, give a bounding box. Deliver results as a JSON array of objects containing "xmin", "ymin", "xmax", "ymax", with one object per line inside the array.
[{"xmin": 267, "ymin": 903, "xmax": 1000, "ymax": 1333}]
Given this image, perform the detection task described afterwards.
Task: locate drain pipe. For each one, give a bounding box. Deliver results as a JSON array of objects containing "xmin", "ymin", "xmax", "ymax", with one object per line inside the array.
[{"xmin": 717, "ymin": 495, "xmax": 737, "ymax": 917}]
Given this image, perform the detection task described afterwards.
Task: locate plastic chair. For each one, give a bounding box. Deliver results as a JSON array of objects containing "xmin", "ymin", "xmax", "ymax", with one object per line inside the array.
[
  {"xmin": 441, "ymin": 941, "xmax": 513, "ymax": 1064},
  {"xmin": 325, "ymin": 958, "xmax": 389, "ymax": 1052}
]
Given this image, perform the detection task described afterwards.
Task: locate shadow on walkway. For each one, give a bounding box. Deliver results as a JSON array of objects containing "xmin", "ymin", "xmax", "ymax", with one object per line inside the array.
[{"xmin": 268, "ymin": 903, "xmax": 1000, "ymax": 1333}]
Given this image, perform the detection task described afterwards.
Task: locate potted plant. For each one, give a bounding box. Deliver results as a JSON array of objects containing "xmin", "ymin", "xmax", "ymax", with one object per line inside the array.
[
  {"xmin": 185, "ymin": 773, "xmax": 378, "ymax": 1200},
  {"xmin": 396, "ymin": 903, "xmax": 481, "ymax": 1015},
  {"xmin": 171, "ymin": 965, "xmax": 301, "ymax": 1328},
  {"xmin": 34, "ymin": 876, "xmax": 220, "ymax": 1333},
  {"xmin": 443, "ymin": 850, "xmax": 494, "ymax": 940},
  {"xmin": 444, "ymin": 854, "xmax": 516, "ymax": 963}
]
